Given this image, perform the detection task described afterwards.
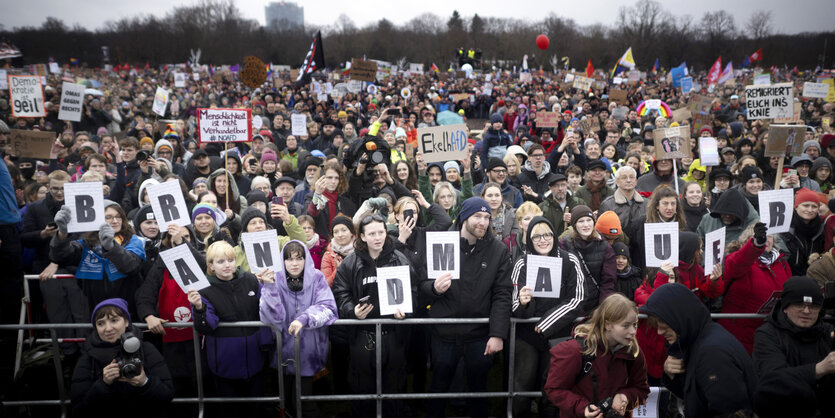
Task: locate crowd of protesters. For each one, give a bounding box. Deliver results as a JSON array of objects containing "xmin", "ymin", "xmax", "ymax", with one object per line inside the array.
[{"xmin": 0, "ymin": 60, "xmax": 834, "ymax": 417}]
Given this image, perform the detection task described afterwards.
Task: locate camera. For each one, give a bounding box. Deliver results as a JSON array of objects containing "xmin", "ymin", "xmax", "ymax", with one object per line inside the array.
[
  {"xmin": 342, "ymin": 136, "xmax": 390, "ymax": 169},
  {"xmin": 115, "ymin": 331, "xmax": 143, "ymax": 379},
  {"xmin": 135, "ymin": 150, "xmax": 152, "ymax": 162},
  {"xmin": 595, "ymin": 397, "xmax": 621, "ymax": 418}
]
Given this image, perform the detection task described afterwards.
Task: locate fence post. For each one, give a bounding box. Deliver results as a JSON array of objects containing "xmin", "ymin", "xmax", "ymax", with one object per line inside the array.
[
  {"xmin": 48, "ymin": 328, "xmax": 67, "ymax": 418},
  {"xmin": 191, "ymin": 326, "xmax": 204, "ymax": 418},
  {"xmin": 295, "ymin": 332, "xmax": 303, "ymax": 418},
  {"xmin": 273, "ymin": 326, "xmax": 285, "ymax": 414},
  {"xmin": 375, "ymin": 322, "xmax": 382, "ymax": 418},
  {"xmin": 506, "ymin": 320, "xmax": 517, "ymax": 418}
]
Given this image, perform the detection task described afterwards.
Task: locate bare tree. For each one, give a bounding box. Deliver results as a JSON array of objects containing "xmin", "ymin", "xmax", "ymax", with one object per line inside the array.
[{"xmin": 746, "ymin": 10, "xmax": 773, "ymax": 41}]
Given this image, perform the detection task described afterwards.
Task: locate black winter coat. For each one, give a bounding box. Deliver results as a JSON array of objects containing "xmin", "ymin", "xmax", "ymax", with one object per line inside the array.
[{"xmin": 21, "ymin": 194, "xmax": 63, "ymax": 272}]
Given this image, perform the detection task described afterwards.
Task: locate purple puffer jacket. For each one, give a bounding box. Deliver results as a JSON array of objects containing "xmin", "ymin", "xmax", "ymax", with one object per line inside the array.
[{"xmin": 260, "ymin": 240, "xmax": 338, "ymax": 376}]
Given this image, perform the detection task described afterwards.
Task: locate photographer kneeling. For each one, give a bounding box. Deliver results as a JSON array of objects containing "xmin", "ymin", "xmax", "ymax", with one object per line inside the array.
[{"xmin": 71, "ymin": 298, "xmax": 174, "ymax": 417}]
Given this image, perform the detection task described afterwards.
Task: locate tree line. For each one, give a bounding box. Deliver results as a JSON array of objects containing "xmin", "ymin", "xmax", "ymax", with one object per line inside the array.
[{"xmin": 1, "ymin": 0, "xmax": 832, "ymax": 72}]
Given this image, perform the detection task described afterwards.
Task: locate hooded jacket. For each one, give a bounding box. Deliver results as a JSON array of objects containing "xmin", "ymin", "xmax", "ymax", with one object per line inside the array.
[
  {"xmin": 752, "ymin": 298, "xmax": 835, "ymax": 418},
  {"xmin": 224, "ymin": 151, "xmax": 252, "ymax": 196},
  {"xmin": 233, "ymin": 207, "xmax": 306, "ymax": 273},
  {"xmin": 780, "ymin": 214, "xmax": 824, "ymax": 276},
  {"xmin": 681, "ymin": 159, "xmax": 707, "ymax": 192},
  {"xmin": 511, "ymin": 217, "xmax": 590, "ymax": 347},
  {"xmin": 259, "ymin": 240, "xmax": 338, "ymax": 376},
  {"xmin": 418, "ymin": 217, "xmax": 513, "ymax": 342},
  {"xmin": 71, "ymin": 323, "xmax": 174, "ymax": 417},
  {"xmin": 635, "ymin": 160, "xmax": 686, "ymax": 196},
  {"xmin": 695, "ymin": 188, "xmax": 759, "ymax": 245},
  {"xmin": 640, "ymin": 284, "xmax": 757, "ymax": 418},
  {"xmin": 516, "ymin": 160, "xmax": 553, "ymax": 203},
  {"xmin": 21, "ymin": 192, "xmax": 64, "ymax": 272}
]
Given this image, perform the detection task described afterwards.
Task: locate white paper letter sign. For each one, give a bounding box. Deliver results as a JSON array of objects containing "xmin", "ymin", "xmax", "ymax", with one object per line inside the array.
[
  {"xmin": 159, "ymin": 244, "xmax": 211, "ymax": 293},
  {"xmin": 174, "ymin": 72, "xmax": 186, "ymax": 88},
  {"xmin": 152, "ymin": 87, "xmax": 169, "ymax": 116},
  {"xmin": 703, "ymin": 227, "xmax": 726, "ymax": 274},
  {"xmin": 58, "ymin": 82, "xmax": 85, "ymax": 122},
  {"xmin": 632, "ymin": 387, "xmax": 660, "ymax": 418},
  {"xmin": 241, "ymin": 230, "xmax": 283, "ymax": 274},
  {"xmin": 644, "ymin": 223, "xmax": 679, "ymax": 267},
  {"xmin": 425, "ymin": 231, "xmax": 460, "ymax": 279},
  {"xmin": 64, "ymin": 182, "xmax": 104, "ymax": 233},
  {"xmin": 526, "ymin": 255, "xmax": 562, "ymax": 298},
  {"xmin": 9, "ymin": 75, "xmax": 46, "ymax": 117},
  {"xmin": 147, "ymin": 180, "xmax": 190, "ymax": 230},
  {"xmin": 758, "ymin": 189, "xmax": 794, "ymax": 234},
  {"xmin": 376, "ymin": 265, "xmax": 413, "ymax": 316},
  {"xmin": 698, "ymin": 137, "xmax": 719, "ymax": 167},
  {"xmin": 291, "ymin": 114, "xmax": 308, "ymax": 137}
]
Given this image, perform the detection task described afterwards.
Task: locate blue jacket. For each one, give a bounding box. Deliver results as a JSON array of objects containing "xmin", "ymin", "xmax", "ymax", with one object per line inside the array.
[
  {"xmin": 259, "ymin": 240, "xmax": 337, "ymax": 376},
  {"xmin": 480, "ymin": 128, "xmax": 513, "ymax": 166},
  {"xmin": 0, "ymin": 160, "xmax": 20, "ymax": 225}
]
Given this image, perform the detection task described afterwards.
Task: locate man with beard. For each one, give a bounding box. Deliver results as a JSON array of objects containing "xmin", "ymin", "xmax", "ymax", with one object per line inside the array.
[
  {"xmin": 420, "ymin": 197, "xmax": 512, "ymax": 418},
  {"xmin": 474, "ymin": 158, "xmax": 522, "ymax": 207},
  {"xmin": 539, "ymin": 173, "xmax": 585, "ymax": 236},
  {"xmin": 574, "ymin": 159, "xmax": 614, "ymax": 212}
]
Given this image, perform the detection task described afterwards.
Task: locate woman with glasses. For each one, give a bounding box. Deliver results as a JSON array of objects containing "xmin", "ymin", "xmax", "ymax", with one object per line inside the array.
[
  {"xmin": 50, "ymin": 200, "xmax": 147, "ymax": 319},
  {"xmin": 511, "ymin": 216, "xmax": 588, "ymax": 418},
  {"xmin": 332, "ymin": 214, "xmax": 418, "ymax": 417}
]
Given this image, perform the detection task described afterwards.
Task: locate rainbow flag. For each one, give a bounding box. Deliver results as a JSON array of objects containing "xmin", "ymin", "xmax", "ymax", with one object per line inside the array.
[
  {"xmin": 69, "ymin": 57, "xmax": 79, "ymax": 66},
  {"xmin": 610, "ymin": 47, "xmax": 635, "ymax": 78}
]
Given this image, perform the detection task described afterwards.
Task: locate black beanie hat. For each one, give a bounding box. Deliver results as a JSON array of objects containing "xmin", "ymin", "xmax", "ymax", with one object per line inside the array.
[
  {"xmin": 570, "ymin": 205, "xmax": 594, "ymax": 227},
  {"xmin": 246, "ymin": 190, "xmax": 269, "ymax": 206},
  {"xmin": 781, "ymin": 276, "xmax": 823, "ymax": 307},
  {"xmin": 331, "ymin": 215, "xmax": 355, "ymax": 236}
]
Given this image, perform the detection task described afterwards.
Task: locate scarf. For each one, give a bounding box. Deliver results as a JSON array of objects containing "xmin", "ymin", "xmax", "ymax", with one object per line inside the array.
[
  {"xmin": 306, "ymin": 233, "xmax": 320, "ymax": 248},
  {"xmin": 758, "ymin": 247, "xmax": 779, "ymax": 266},
  {"xmin": 324, "ymin": 190, "xmax": 339, "ymax": 229},
  {"xmin": 586, "ymin": 180, "xmax": 606, "ymax": 210},
  {"xmin": 330, "ymin": 239, "xmax": 354, "ymax": 257}
]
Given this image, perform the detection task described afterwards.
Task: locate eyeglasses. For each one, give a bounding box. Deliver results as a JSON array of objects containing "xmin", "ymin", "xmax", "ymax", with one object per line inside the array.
[
  {"xmin": 529, "ymin": 153, "xmax": 545, "ymax": 159},
  {"xmin": 105, "ymin": 215, "xmax": 122, "ymax": 221},
  {"xmin": 491, "ymin": 169, "xmax": 507, "ymax": 174},
  {"xmin": 360, "ymin": 214, "xmax": 386, "ymax": 226},
  {"xmin": 531, "ymin": 232, "xmax": 554, "ymax": 242},
  {"xmin": 789, "ymin": 303, "xmax": 821, "ymax": 312},
  {"xmin": 50, "ymin": 187, "xmax": 65, "ymax": 193}
]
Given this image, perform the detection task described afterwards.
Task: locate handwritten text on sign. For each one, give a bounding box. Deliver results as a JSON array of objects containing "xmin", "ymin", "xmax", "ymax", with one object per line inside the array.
[
  {"xmin": 197, "ymin": 108, "xmax": 252, "ymax": 143},
  {"xmin": 9, "ymin": 75, "xmax": 45, "ymax": 117},
  {"xmin": 417, "ymin": 124, "xmax": 469, "ymax": 163},
  {"xmin": 745, "ymin": 83, "xmax": 793, "ymax": 120}
]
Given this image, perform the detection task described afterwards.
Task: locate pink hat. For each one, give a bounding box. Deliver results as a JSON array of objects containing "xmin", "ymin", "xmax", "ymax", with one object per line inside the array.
[{"xmin": 261, "ymin": 149, "xmax": 278, "ymax": 165}]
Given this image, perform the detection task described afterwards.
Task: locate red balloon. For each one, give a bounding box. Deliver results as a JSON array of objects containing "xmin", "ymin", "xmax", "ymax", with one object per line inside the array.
[{"xmin": 536, "ymin": 34, "xmax": 549, "ymax": 50}]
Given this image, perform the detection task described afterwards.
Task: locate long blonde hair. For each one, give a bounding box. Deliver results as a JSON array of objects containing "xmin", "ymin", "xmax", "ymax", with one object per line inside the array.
[{"xmin": 573, "ymin": 293, "xmax": 640, "ymax": 357}]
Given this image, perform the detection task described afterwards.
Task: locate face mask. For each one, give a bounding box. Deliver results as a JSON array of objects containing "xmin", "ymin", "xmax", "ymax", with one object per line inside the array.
[{"xmin": 20, "ymin": 167, "xmax": 35, "ymax": 179}]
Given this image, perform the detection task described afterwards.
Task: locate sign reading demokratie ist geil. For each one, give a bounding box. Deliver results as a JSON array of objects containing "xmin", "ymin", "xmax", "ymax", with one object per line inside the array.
[{"xmin": 196, "ymin": 108, "xmax": 253, "ymax": 143}]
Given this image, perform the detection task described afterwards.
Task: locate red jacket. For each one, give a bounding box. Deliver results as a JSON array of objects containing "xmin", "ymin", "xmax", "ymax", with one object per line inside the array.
[
  {"xmin": 545, "ymin": 339, "xmax": 650, "ymax": 418},
  {"xmin": 634, "ymin": 279, "xmax": 667, "ymax": 379},
  {"xmin": 719, "ymin": 239, "xmax": 792, "ymax": 354}
]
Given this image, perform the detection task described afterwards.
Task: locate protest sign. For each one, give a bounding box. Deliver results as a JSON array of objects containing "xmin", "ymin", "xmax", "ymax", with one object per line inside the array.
[
  {"xmin": 699, "ymin": 137, "xmax": 719, "ymax": 166},
  {"xmin": 0, "ymin": 69, "xmax": 7, "ymax": 90},
  {"xmin": 757, "ymin": 291, "xmax": 782, "ymax": 315},
  {"xmin": 425, "ymin": 231, "xmax": 460, "ymax": 279},
  {"xmin": 519, "ymin": 72, "xmax": 532, "ymax": 83},
  {"xmin": 612, "ymin": 107, "xmax": 628, "ymax": 121},
  {"xmin": 8, "ymin": 129, "xmax": 54, "ymax": 159},
  {"xmin": 456, "ymin": 71, "xmax": 467, "ymax": 79},
  {"xmin": 765, "ymin": 125, "xmax": 806, "ymax": 157},
  {"xmin": 824, "ymin": 79, "xmax": 835, "ymax": 102},
  {"xmin": 8, "ymin": 75, "xmax": 45, "ymax": 117},
  {"xmin": 525, "ymin": 255, "xmax": 562, "ymax": 298},
  {"xmin": 173, "ymin": 72, "xmax": 186, "ymax": 88},
  {"xmin": 644, "ymin": 223, "xmax": 679, "ymax": 267},
  {"xmin": 159, "ymin": 244, "xmax": 211, "ymax": 293},
  {"xmin": 416, "ymin": 124, "xmax": 468, "ymax": 164},
  {"xmin": 573, "ymin": 75, "xmax": 592, "ymax": 90},
  {"xmin": 152, "ymin": 87, "xmax": 169, "ymax": 116},
  {"xmin": 802, "ymin": 82, "xmax": 829, "ymax": 98},
  {"xmin": 773, "ymin": 102, "xmax": 802, "ymax": 124},
  {"xmin": 452, "ymin": 93, "xmax": 470, "ymax": 103},
  {"xmin": 653, "ymin": 126, "xmax": 691, "ymax": 160},
  {"xmin": 564, "ymin": 73, "xmax": 575, "ymax": 83},
  {"xmin": 376, "ymin": 265, "xmax": 413, "ymax": 316},
  {"xmin": 241, "ymin": 230, "xmax": 283, "ymax": 275},
  {"xmin": 58, "ymin": 82, "xmax": 85, "ymax": 122},
  {"xmin": 196, "ymin": 108, "xmax": 252, "ymax": 143},
  {"xmin": 609, "ymin": 89, "xmax": 628, "ymax": 105},
  {"xmin": 703, "ymin": 227, "xmax": 726, "ymax": 275},
  {"xmin": 409, "ymin": 63, "xmax": 424, "ymax": 73},
  {"xmin": 241, "ymin": 55, "xmax": 267, "ymax": 88},
  {"xmin": 680, "ymin": 77, "xmax": 693, "ymax": 94},
  {"xmin": 64, "ymin": 182, "xmax": 105, "ymax": 233},
  {"xmin": 691, "ymin": 113, "xmax": 711, "ymax": 138},
  {"xmin": 193, "ymin": 73, "xmax": 200, "ymax": 81},
  {"xmin": 671, "ymin": 108, "xmax": 691, "ymax": 124},
  {"xmin": 745, "ymin": 83, "xmax": 792, "ymax": 120},
  {"xmin": 252, "ymin": 115, "xmax": 263, "ymax": 131},
  {"xmin": 291, "ymin": 114, "xmax": 308, "ymax": 136},
  {"xmin": 147, "ymin": 180, "xmax": 191, "ymax": 230},
  {"xmin": 49, "ymin": 62, "xmax": 60, "ymax": 74},
  {"xmin": 482, "ymin": 83, "xmax": 493, "ymax": 96},
  {"xmin": 350, "ymin": 59, "xmax": 377, "ymax": 82},
  {"xmin": 613, "ymin": 76, "xmax": 623, "ymax": 85},
  {"xmin": 536, "ymin": 111, "xmax": 559, "ymax": 128},
  {"xmin": 687, "ymin": 94, "xmax": 713, "ymax": 115},
  {"xmin": 758, "ymin": 189, "xmax": 794, "ymax": 234},
  {"xmin": 633, "ymin": 387, "xmax": 660, "ymax": 418},
  {"xmin": 753, "ymin": 73, "xmax": 771, "ymax": 85}
]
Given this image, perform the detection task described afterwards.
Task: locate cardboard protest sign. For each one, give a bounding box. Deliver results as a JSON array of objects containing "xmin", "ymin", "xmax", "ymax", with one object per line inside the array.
[
  {"xmin": 536, "ymin": 111, "xmax": 559, "ymax": 128},
  {"xmin": 699, "ymin": 137, "xmax": 719, "ymax": 166},
  {"xmin": 758, "ymin": 189, "xmax": 794, "ymax": 234},
  {"xmin": 241, "ymin": 55, "xmax": 267, "ymax": 88},
  {"xmin": 241, "ymin": 230, "xmax": 283, "ymax": 275},
  {"xmin": 525, "ymin": 255, "xmax": 562, "ymax": 298},
  {"xmin": 765, "ymin": 125, "xmax": 806, "ymax": 157},
  {"xmin": 773, "ymin": 102, "xmax": 802, "ymax": 124},
  {"xmin": 609, "ymin": 89, "xmax": 628, "ymax": 105},
  {"xmin": 291, "ymin": 114, "xmax": 308, "ymax": 137},
  {"xmin": 753, "ymin": 73, "xmax": 771, "ymax": 85},
  {"xmin": 687, "ymin": 94, "xmax": 713, "ymax": 115},
  {"xmin": 8, "ymin": 75, "xmax": 45, "ymax": 117},
  {"xmin": 573, "ymin": 75, "xmax": 593, "ymax": 90},
  {"xmin": 745, "ymin": 83, "xmax": 792, "ymax": 120},
  {"xmin": 416, "ymin": 124, "xmax": 469, "ymax": 164},
  {"xmin": 58, "ymin": 82, "xmax": 85, "ymax": 122},
  {"xmin": 173, "ymin": 72, "xmax": 186, "ymax": 88},
  {"xmin": 644, "ymin": 223, "xmax": 679, "ymax": 267},
  {"xmin": 196, "ymin": 108, "xmax": 252, "ymax": 143},
  {"xmin": 680, "ymin": 77, "xmax": 693, "ymax": 94},
  {"xmin": 64, "ymin": 182, "xmax": 105, "ymax": 233},
  {"xmin": 612, "ymin": 107, "xmax": 628, "ymax": 121},
  {"xmin": 350, "ymin": 59, "xmax": 377, "ymax": 82},
  {"xmin": 159, "ymin": 244, "xmax": 211, "ymax": 293},
  {"xmin": 632, "ymin": 387, "xmax": 660, "ymax": 418},
  {"xmin": 690, "ymin": 113, "xmax": 711, "ymax": 138},
  {"xmin": 823, "ymin": 78, "xmax": 835, "ymax": 102},
  {"xmin": 653, "ymin": 126, "xmax": 691, "ymax": 160},
  {"xmin": 452, "ymin": 93, "xmax": 470, "ymax": 103},
  {"xmin": 802, "ymin": 82, "xmax": 830, "ymax": 98},
  {"xmin": 8, "ymin": 129, "xmax": 54, "ymax": 159},
  {"xmin": 152, "ymin": 87, "xmax": 169, "ymax": 116},
  {"xmin": 376, "ymin": 265, "xmax": 413, "ymax": 316},
  {"xmin": 671, "ymin": 108, "xmax": 691, "ymax": 124},
  {"xmin": 703, "ymin": 227, "xmax": 726, "ymax": 275},
  {"xmin": 425, "ymin": 231, "xmax": 460, "ymax": 279},
  {"xmin": 147, "ymin": 180, "xmax": 191, "ymax": 230}
]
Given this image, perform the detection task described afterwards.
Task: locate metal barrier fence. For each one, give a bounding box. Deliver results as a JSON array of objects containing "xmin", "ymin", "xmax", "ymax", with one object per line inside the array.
[{"xmin": 6, "ymin": 275, "xmax": 769, "ymax": 418}]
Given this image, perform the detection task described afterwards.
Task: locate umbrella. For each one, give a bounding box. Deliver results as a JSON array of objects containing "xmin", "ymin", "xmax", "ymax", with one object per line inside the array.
[
  {"xmin": 89, "ymin": 80, "xmax": 102, "ymax": 88},
  {"xmin": 78, "ymin": 79, "xmax": 93, "ymax": 87},
  {"xmin": 84, "ymin": 88, "xmax": 104, "ymax": 96},
  {"xmin": 436, "ymin": 110, "xmax": 463, "ymax": 126}
]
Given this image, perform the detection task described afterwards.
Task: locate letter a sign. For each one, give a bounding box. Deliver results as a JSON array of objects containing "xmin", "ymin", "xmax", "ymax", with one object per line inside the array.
[
  {"xmin": 644, "ymin": 223, "xmax": 679, "ymax": 267},
  {"xmin": 159, "ymin": 244, "xmax": 211, "ymax": 293},
  {"xmin": 525, "ymin": 255, "xmax": 562, "ymax": 298}
]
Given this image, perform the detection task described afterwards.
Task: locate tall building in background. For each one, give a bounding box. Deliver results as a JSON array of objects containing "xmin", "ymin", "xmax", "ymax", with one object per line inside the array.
[{"xmin": 265, "ymin": 2, "xmax": 304, "ymax": 29}]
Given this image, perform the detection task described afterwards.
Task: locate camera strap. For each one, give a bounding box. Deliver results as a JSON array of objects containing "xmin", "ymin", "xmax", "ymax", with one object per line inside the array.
[{"xmin": 574, "ymin": 337, "xmax": 600, "ymax": 403}]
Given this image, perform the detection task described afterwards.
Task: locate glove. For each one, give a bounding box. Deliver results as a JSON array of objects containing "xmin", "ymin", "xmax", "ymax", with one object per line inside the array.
[
  {"xmin": 53, "ymin": 206, "xmax": 72, "ymax": 235},
  {"xmin": 753, "ymin": 222, "xmax": 768, "ymax": 247},
  {"xmin": 368, "ymin": 197, "xmax": 387, "ymax": 210},
  {"xmin": 99, "ymin": 223, "xmax": 116, "ymax": 251}
]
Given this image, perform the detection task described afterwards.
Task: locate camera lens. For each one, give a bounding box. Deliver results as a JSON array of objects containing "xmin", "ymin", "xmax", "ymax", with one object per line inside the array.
[{"xmin": 369, "ymin": 151, "xmax": 384, "ymax": 165}]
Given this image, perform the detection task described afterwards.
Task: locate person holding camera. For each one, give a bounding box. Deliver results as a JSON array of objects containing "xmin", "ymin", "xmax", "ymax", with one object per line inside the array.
[
  {"xmin": 71, "ymin": 298, "xmax": 174, "ymax": 418},
  {"xmin": 752, "ymin": 276, "xmax": 835, "ymax": 418},
  {"xmin": 544, "ymin": 293, "xmax": 649, "ymax": 418}
]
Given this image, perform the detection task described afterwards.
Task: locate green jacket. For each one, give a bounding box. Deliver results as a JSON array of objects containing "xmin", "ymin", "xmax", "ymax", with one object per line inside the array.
[
  {"xmin": 234, "ymin": 215, "xmax": 306, "ymax": 273},
  {"xmin": 538, "ymin": 194, "xmax": 586, "ymax": 237},
  {"xmin": 573, "ymin": 182, "xmax": 614, "ymax": 211},
  {"xmin": 418, "ymin": 171, "xmax": 473, "ymax": 224}
]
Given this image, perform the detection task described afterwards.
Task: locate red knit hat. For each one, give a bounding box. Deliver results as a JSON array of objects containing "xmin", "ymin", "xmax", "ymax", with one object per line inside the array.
[
  {"xmin": 794, "ymin": 188, "xmax": 820, "ymax": 208},
  {"xmin": 595, "ymin": 210, "xmax": 622, "ymax": 236}
]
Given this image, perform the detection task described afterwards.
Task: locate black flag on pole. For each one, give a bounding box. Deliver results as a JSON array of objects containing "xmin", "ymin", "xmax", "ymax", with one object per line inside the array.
[{"xmin": 296, "ymin": 31, "xmax": 325, "ymax": 87}]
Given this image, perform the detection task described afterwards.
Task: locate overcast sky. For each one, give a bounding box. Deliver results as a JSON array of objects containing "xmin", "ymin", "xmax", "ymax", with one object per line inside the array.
[{"xmin": 3, "ymin": 0, "xmax": 834, "ymax": 34}]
